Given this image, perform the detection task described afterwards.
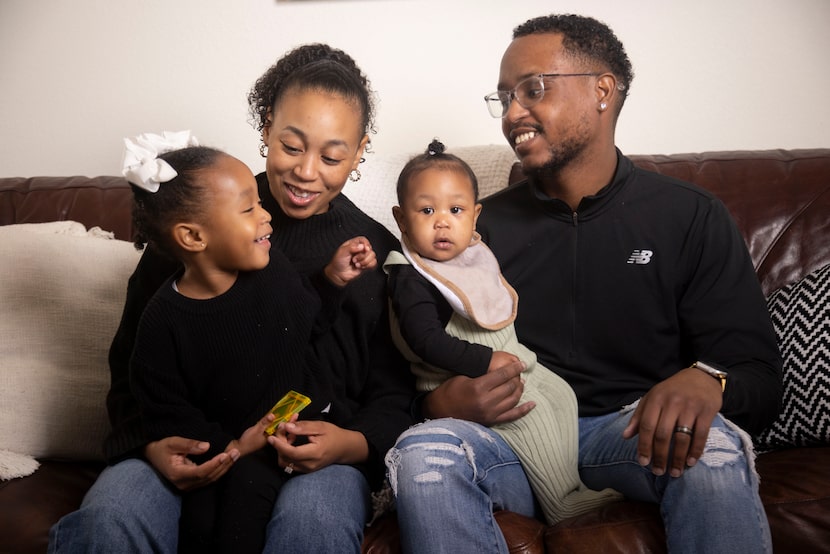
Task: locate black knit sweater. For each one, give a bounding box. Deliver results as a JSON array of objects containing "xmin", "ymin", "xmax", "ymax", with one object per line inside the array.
[
  {"xmin": 105, "ymin": 172, "xmax": 413, "ymax": 486},
  {"xmin": 130, "ymin": 251, "xmax": 336, "ymax": 461}
]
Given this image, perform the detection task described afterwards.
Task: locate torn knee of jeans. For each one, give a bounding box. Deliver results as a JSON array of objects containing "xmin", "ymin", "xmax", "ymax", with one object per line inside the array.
[
  {"xmin": 386, "ymin": 443, "xmax": 468, "ymax": 492},
  {"xmin": 698, "ymin": 427, "xmax": 743, "ymax": 468},
  {"xmin": 385, "ymin": 430, "xmax": 477, "ymax": 494},
  {"xmin": 400, "ymin": 424, "xmax": 461, "ymax": 439},
  {"xmin": 385, "ymin": 447, "xmax": 401, "ymax": 494},
  {"xmin": 413, "ymin": 470, "xmax": 443, "ymax": 484}
]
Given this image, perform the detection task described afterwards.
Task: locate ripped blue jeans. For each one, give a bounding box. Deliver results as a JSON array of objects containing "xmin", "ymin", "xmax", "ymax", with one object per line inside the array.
[{"xmin": 386, "ymin": 412, "xmax": 771, "ymax": 554}]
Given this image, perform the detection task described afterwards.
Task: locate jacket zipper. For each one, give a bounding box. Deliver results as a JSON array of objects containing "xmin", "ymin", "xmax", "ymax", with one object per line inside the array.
[{"xmin": 570, "ymin": 211, "xmax": 579, "ymax": 360}]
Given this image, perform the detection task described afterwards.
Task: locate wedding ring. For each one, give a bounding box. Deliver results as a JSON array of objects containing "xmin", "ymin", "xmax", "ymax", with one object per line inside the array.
[
  {"xmin": 674, "ymin": 425, "xmax": 694, "ymax": 436},
  {"xmin": 284, "ymin": 463, "xmax": 294, "ymax": 474}
]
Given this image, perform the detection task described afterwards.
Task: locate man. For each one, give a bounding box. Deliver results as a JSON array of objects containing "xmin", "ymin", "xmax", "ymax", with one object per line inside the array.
[{"xmin": 387, "ymin": 14, "xmax": 781, "ymax": 554}]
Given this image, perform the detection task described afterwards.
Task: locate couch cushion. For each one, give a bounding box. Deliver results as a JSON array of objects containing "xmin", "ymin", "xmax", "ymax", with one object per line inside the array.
[
  {"xmin": 756, "ymin": 447, "xmax": 830, "ymax": 551},
  {"xmin": 0, "ymin": 176, "xmax": 134, "ymax": 242},
  {"xmin": 0, "ymin": 222, "xmax": 141, "ymax": 464},
  {"xmin": 754, "ymin": 263, "xmax": 830, "ymax": 451},
  {"xmin": 0, "ymin": 460, "xmax": 104, "ymax": 554}
]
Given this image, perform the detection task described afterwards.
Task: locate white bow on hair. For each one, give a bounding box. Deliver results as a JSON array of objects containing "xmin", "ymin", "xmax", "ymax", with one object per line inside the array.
[{"xmin": 121, "ymin": 130, "xmax": 199, "ymax": 192}]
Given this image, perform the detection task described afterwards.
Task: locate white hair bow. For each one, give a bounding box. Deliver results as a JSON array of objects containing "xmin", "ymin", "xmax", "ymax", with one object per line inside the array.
[{"xmin": 121, "ymin": 130, "xmax": 199, "ymax": 192}]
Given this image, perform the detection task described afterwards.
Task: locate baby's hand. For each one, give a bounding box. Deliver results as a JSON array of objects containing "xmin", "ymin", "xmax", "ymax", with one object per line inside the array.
[
  {"xmin": 488, "ymin": 350, "xmax": 522, "ymax": 374},
  {"xmin": 325, "ymin": 236, "xmax": 377, "ymax": 287}
]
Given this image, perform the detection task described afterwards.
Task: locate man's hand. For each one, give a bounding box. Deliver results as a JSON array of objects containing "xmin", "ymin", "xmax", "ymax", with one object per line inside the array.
[
  {"xmin": 423, "ymin": 358, "xmax": 534, "ymax": 426},
  {"xmin": 622, "ymin": 367, "xmax": 723, "ymax": 477},
  {"xmin": 143, "ymin": 436, "xmax": 238, "ymax": 492}
]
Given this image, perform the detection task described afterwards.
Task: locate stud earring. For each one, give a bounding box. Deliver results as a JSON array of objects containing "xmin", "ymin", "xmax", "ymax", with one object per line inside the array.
[
  {"xmin": 349, "ymin": 169, "xmax": 361, "ymax": 182},
  {"xmin": 259, "ymin": 142, "xmax": 268, "ymax": 158},
  {"xmin": 599, "ymin": 102, "xmax": 607, "ymax": 111}
]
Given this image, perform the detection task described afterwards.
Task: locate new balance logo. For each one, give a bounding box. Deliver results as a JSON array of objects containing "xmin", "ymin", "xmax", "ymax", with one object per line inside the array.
[{"xmin": 627, "ymin": 249, "xmax": 653, "ymax": 265}]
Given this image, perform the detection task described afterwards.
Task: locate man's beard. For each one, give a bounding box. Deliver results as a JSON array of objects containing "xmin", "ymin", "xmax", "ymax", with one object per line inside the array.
[
  {"xmin": 523, "ymin": 137, "xmax": 583, "ymax": 181},
  {"xmin": 522, "ymin": 114, "xmax": 591, "ymax": 180}
]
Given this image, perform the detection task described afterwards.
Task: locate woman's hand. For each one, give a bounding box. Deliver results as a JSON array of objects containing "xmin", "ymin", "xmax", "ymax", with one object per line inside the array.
[
  {"xmin": 267, "ymin": 420, "xmax": 369, "ymax": 474},
  {"xmin": 144, "ymin": 436, "xmax": 238, "ymax": 492},
  {"xmin": 423, "ymin": 357, "xmax": 534, "ymax": 426}
]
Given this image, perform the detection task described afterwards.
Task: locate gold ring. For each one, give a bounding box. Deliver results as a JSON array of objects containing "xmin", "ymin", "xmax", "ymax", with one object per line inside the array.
[
  {"xmin": 284, "ymin": 463, "xmax": 294, "ymax": 474},
  {"xmin": 674, "ymin": 425, "xmax": 694, "ymax": 436}
]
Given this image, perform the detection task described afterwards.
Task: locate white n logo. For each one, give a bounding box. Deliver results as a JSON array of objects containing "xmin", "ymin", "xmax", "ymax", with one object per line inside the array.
[{"xmin": 627, "ymin": 249, "xmax": 653, "ymax": 265}]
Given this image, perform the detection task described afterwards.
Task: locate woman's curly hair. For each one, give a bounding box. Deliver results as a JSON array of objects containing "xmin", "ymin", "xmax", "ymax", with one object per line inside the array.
[
  {"xmin": 514, "ymin": 14, "xmax": 634, "ymax": 108},
  {"xmin": 247, "ymin": 43, "xmax": 377, "ymax": 139}
]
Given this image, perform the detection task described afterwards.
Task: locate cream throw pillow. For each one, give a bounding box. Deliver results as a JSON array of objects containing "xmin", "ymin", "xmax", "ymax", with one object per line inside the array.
[{"xmin": 0, "ymin": 222, "xmax": 141, "ymax": 475}]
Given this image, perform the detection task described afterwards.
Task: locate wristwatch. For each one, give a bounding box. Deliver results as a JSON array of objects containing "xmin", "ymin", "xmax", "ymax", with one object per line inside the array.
[{"xmin": 693, "ymin": 361, "xmax": 727, "ymax": 392}]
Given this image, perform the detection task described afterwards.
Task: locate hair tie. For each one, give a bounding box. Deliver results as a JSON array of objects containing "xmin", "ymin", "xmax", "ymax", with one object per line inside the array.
[
  {"xmin": 122, "ymin": 130, "xmax": 199, "ymax": 193},
  {"xmin": 427, "ymin": 139, "xmax": 446, "ymax": 156}
]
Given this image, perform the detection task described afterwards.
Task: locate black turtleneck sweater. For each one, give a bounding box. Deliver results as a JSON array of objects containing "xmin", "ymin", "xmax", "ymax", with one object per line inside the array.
[{"xmin": 105, "ymin": 172, "xmax": 413, "ymax": 486}]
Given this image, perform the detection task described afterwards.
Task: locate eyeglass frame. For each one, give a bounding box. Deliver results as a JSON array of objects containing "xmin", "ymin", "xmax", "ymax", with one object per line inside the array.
[{"xmin": 484, "ymin": 73, "xmax": 601, "ymax": 118}]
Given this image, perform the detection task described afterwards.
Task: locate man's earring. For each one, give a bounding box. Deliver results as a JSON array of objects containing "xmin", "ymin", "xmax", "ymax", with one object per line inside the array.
[
  {"xmin": 259, "ymin": 142, "xmax": 268, "ymax": 158},
  {"xmin": 599, "ymin": 102, "xmax": 608, "ymax": 111},
  {"xmin": 349, "ymin": 169, "xmax": 361, "ymax": 182}
]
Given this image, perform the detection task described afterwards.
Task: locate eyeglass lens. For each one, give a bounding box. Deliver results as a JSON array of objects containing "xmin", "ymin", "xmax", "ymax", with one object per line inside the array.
[{"xmin": 486, "ymin": 75, "xmax": 545, "ymax": 118}]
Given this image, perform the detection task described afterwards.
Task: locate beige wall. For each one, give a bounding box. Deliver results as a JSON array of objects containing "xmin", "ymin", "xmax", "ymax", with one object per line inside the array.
[{"xmin": 1, "ymin": 0, "xmax": 828, "ymax": 177}]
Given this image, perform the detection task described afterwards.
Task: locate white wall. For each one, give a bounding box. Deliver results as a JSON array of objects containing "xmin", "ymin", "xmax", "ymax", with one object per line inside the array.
[{"xmin": 1, "ymin": 0, "xmax": 828, "ymax": 177}]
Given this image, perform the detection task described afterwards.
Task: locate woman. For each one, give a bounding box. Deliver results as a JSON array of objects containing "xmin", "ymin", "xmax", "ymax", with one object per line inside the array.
[{"xmin": 48, "ymin": 44, "xmax": 413, "ymax": 554}]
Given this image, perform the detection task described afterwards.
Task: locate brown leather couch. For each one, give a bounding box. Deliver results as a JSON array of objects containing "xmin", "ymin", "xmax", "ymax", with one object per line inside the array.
[{"xmin": 2, "ymin": 149, "xmax": 829, "ymax": 553}]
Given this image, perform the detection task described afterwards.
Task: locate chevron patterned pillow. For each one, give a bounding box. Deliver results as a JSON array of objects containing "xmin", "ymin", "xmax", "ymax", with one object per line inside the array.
[{"xmin": 753, "ymin": 263, "xmax": 830, "ymax": 452}]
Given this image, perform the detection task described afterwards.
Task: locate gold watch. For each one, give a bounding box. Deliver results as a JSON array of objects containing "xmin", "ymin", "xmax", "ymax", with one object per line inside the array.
[{"xmin": 692, "ymin": 361, "xmax": 727, "ymax": 392}]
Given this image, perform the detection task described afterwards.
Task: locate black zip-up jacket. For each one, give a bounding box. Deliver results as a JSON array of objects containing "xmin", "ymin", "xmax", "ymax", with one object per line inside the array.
[{"xmin": 478, "ymin": 151, "xmax": 782, "ymax": 434}]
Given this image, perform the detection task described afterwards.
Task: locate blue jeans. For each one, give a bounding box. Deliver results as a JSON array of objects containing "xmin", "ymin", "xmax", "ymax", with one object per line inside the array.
[
  {"xmin": 387, "ymin": 412, "xmax": 771, "ymax": 554},
  {"xmin": 48, "ymin": 459, "xmax": 181, "ymax": 554},
  {"xmin": 48, "ymin": 459, "xmax": 370, "ymax": 553},
  {"xmin": 265, "ymin": 463, "xmax": 370, "ymax": 553}
]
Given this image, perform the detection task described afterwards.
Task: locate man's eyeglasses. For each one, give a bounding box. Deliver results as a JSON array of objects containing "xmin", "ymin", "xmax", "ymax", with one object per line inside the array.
[{"xmin": 484, "ymin": 73, "xmax": 600, "ymax": 118}]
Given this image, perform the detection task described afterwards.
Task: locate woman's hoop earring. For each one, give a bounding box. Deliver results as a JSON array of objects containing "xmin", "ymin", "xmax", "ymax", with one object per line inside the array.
[
  {"xmin": 349, "ymin": 169, "xmax": 361, "ymax": 182},
  {"xmin": 259, "ymin": 142, "xmax": 268, "ymax": 158}
]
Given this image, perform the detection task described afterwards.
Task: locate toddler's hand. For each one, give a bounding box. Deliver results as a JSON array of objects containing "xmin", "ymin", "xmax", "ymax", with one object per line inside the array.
[
  {"xmin": 325, "ymin": 236, "xmax": 376, "ymax": 286},
  {"xmin": 488, "ymin": 350, "xmax": 521, "ymax": 374},
  {"xmin": 229, "ymin": 412, "xmax": 275, "ymax": 457}
]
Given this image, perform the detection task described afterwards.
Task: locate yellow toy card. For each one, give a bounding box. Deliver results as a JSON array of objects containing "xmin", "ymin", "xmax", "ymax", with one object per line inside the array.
[{"xmin": 264, "ymin": 390, "xmax": 311, "ymax": 436}]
